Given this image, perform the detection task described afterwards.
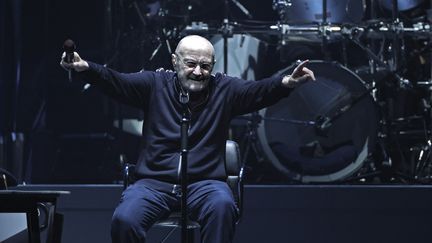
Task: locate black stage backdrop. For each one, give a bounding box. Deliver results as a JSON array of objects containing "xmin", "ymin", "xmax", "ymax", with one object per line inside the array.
[
  {"xmin": 0, "ymin": 0, "xmax": 279, "ymax": 184},
  {"xmin": 1, "ymin": 0, "xmax": 431, "ymax": 184}
]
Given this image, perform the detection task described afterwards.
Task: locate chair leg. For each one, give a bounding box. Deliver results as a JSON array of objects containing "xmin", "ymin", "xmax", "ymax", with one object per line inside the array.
[
  {"xmin": 187, "ymin": 228, "xmax": 196, "ymax": 243},
  {"xmin": 159, "ymin": 228, "xmax": 197, "ymax": 243},
  {"xmin": 160, "ymin": 228, "xmax": 176, "ymax": 243},
  {"xmin": 52, "ymin": 213, "xmax": 64, "ymax": 243}
]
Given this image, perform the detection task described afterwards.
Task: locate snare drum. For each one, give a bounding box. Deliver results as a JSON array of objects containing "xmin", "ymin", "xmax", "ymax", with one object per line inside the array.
[{"xmin": 258, "ymin": 61, "xmax": 379, "ymax": 182}]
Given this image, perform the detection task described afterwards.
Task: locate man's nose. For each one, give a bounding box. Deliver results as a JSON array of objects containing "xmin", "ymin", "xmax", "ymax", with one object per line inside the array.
[{"xmin": 192, "ymin": 65, "xmax": 202, "ymax": 75}]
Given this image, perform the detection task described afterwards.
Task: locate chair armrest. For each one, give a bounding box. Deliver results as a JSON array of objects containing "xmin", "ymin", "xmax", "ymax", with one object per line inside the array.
[
  {"xmin": 225, "ymin": 140, "xmax": 241, "ymax": 175},
  {"xmin": 225, "ymin": 140, "xmax": 244, "ymax": 222},
  {"xmin": 123, "ymin": 163, "xmax": 136, "ymax": 190}
]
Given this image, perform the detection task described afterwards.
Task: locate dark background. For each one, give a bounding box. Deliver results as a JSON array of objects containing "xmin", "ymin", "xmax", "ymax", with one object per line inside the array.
[
  {"xmin": 0, "ymin": 0, "xmax": 282, "ymax": 184},
  {"xmin": 1, "ymin": 0, "xmax": 431, "ymax": 184}
]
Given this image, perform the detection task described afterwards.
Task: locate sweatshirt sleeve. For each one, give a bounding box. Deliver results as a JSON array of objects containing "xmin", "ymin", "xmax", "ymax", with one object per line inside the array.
[
  {"xmin": 79, "ymin": 61, "xmax": 154, "ymax": 108},
  {"xmin": 227, "ymin": 75, "xmax": 293, "ymax": 116}
]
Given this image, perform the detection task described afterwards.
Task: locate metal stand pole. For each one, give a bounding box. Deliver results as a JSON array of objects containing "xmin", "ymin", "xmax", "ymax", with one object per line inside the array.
[
  {"xmin": 223, "ymin": 0, "xmax": 230, "ymax": 74},
  {"xmin": 179, "ymin": 91, "xmax": 190, "ymax": 243},
  {"xmin": 321, "ymin": 0, "xmax": 331, "ymax": 61}
]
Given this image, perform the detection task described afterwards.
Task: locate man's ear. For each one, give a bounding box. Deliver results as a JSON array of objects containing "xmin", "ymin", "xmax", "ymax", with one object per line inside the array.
[{"xmin": 171, "ymin": 53, "xmax": 177, "ymax": 66}]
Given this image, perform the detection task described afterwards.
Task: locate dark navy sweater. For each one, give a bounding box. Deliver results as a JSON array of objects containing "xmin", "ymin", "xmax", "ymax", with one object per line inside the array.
[{"xmin": 83, "ymin": 62, "xmax": 292, "ymax": 184}]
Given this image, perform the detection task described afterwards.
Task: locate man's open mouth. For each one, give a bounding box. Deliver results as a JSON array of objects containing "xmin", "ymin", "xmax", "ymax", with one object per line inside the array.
[{"xmin": 189, "ymin": 78, "xmax": 204, "ymax": 82}]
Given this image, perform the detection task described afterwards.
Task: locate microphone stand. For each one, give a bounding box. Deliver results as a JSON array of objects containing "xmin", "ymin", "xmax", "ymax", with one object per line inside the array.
[
  {"xmin": 179, "ymin": 91, "xmax": 190, "ymax": 243},
  {"xmin": 313, "ymin": 86, "xmax": 376, "ymax": 134}
]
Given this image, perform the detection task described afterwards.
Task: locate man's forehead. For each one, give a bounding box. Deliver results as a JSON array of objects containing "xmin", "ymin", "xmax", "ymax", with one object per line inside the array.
[
  {"xmin": 179, "ymin": 35, "xmax": 211, "ymax": 47},
  {"xmin": 179, "ymin": 50, "xmax": 212, "ymax": 60},
  {"xmin": 178, "ymin": 44, "xmax": 213, "ymax": 53},
  {"xmin": 176, "ymin": 36, "xmax": 214, "ymax": 55},
  {"xmin": 177, "ymin": 48, "xmax": 214, "ymax": 64}
]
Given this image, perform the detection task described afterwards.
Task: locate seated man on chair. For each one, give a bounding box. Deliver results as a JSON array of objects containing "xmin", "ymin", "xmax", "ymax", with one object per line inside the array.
[{"xmin": 60, "ymin": 35, "xmax": 315, "ymax": 243}]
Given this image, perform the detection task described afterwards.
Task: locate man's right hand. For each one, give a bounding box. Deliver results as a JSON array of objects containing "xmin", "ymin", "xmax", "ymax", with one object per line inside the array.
[{"xmin": 60, "ymin": 52, "xmax": 89, "ymax": 72}]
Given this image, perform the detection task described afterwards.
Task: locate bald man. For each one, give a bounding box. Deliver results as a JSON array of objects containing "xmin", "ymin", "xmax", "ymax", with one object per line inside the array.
[{"xmin": 61, "ymin": 35, "xmax": 315, "ymax": 243}]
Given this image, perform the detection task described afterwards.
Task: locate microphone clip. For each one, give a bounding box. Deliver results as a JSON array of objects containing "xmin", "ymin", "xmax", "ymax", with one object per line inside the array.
[{"xmin": 179, "ymin": 90, "xmax": 189, "ymax": 105}]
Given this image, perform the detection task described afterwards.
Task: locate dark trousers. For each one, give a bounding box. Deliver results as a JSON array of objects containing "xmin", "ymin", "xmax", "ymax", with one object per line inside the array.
[{"xmin": 111, "ymin": 179, "xmax": 239, "ymax": 243}]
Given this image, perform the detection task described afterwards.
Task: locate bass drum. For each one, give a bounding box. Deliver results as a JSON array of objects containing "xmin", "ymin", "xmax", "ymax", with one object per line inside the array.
[{"xmin": 257, "ymin": 61, "xmax": 379, "ymax": 182}]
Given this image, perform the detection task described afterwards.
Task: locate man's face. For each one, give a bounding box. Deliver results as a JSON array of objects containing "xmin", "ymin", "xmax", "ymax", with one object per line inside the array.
[{"xmin": 173, "ymin": 48, "xmax": 214, "ymax": 93}]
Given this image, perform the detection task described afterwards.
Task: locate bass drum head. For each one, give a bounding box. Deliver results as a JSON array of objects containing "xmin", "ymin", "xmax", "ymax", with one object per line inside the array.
[{"xmin": 257, "ymin": 61, "xmax": 378, "ymax": 182}]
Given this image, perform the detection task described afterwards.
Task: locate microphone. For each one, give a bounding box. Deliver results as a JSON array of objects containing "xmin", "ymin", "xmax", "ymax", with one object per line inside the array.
[
  {"xmin": 63, "ymin": 39, "xmax": 76, "ymax": 82},
  {"xmin": 315, "ymin": 115, "xmax": 332, "ymax": 136}
]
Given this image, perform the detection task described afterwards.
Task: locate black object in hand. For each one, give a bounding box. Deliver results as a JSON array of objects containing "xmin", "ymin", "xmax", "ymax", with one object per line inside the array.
[{"xmin": 63, "ymin": 39, "xmax": 76, "ymax": 63}]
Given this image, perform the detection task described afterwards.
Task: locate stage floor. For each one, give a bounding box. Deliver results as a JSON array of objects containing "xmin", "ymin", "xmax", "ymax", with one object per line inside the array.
[{"xmin": 7, "ymin": 184, "xmax": 432, "ymax": 243}]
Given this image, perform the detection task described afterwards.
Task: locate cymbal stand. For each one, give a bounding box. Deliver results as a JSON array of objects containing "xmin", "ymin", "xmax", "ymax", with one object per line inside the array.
[
  {"xmin": 320, "ymin": 0, "xmax": 332, "ymax": 61},
  {"xmin": 389, "ymin": 0, "xmax": 404, "ymax": 74},
  {"xmin": 231, "ymin": 0, "xmax": 253, "ymax": 19},
  {"xmin": 148, "ymin": 2, "xmax": 181, "ymax": 62},
  {"xmin": 219, "ymin": 0, "xmax": 253, "ymax": 74}
]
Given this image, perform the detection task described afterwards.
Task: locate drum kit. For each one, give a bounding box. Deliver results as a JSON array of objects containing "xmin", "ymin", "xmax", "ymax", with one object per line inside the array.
[{"xmin": 117, "ymin": 0, "xmax": 432, "ymax": 183}]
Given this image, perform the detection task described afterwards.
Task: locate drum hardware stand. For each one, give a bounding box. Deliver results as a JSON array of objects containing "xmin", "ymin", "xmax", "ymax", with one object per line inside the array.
[
  {"xmin": 409, "ymin": 142, "xmax": 432, "ymax": 183},
  {"xmin": 218, "ymin": 0, "xmax": 253, "ymax": 74},
  {"xmin": 344, "ymin": 27, "xmax": 411, "ymax": 89},
  {"xmin": 345, "ymin": 138, "xmax": 402, "ymax": 183},
  {"xmin": 272, "ymin": 0, "xmax": 291, "ymax": 21},
  {"xmin": 345, "ymin": 9, "xmax": 432, "ymax": 182},
  {"xmin": 148, "ymin": 2, "xmax": 183, "ymax": 62},
  {"xmin": 220, "ymin": 0, "xmax": 236, "ymax": 74},
  {"xmin": 240, "ymin": 112, "xmax": 265, "ymax": 174},
  {"xmin": 319, "ymin": 0, "xmax": 332, "ymax": 61},
  {"xmin": 409, "ymin": 73, "xmax": 432, "ymax": 183},
  {"xmin": 340, "ymin": 34, "xmax": 349, "ymax": 67},
  {"xmin": 347, "ymin": 117, "xmax": 423, "ymax": 183},
  {"xmin": 149, "ymin": 27, "xmax": 175, "ymax": 62},
  {"xmin": 239, "ymin": 111, "xmax": 317, "ymax": 181},
  {"xmin": 339, "ymin": 4, "xmax": 425, "ymax": 182},
  {"xmin": 344, "ymin": 38, "xmax": 426, "ymax": 182},
  {"xmin": 377, "ymin": 0, "xmax": 425, "ymax": 183},
  {"xmin": 220, "ymin": 18, "xmax": 234, "ymax": 74},
  {"xmin": 421, "ymin": 4, "xmax": 432, "ymax": 182}
]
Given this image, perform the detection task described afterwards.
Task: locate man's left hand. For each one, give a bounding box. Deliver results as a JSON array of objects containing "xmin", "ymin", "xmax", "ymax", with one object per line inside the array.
[{"xmin": 282, "ymin": 60, "xmax": 316, "ymax": 88}]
